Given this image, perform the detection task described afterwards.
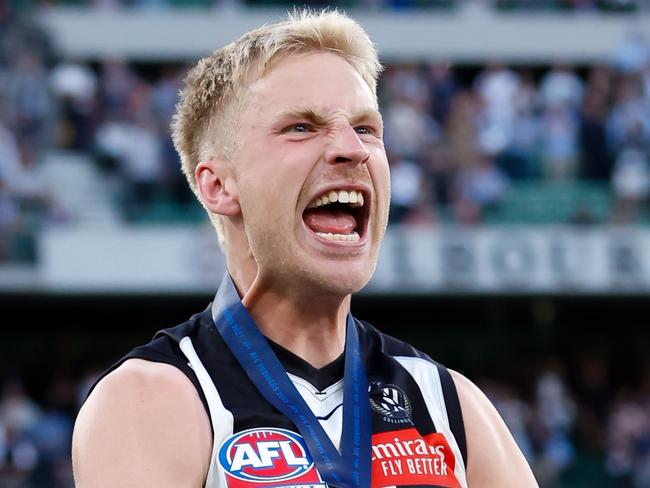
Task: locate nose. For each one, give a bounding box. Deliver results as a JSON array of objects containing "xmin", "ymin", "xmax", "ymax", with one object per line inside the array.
[{"xmin": 324, "ymin": 124, "xmax": 370, "ymax": 166}]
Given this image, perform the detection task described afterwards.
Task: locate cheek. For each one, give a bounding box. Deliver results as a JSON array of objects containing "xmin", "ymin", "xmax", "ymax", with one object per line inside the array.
[
  {"xmin": 236, "ymin": 173, "xmax": 271, "ymax": 223},
  {"xmin": 372, "ymin": 157, "xmax": 391, "ymax": 198},
  {"xmin": 372, "ymin": 159, "xmax": 392, "ymax": 229},
  {"xmin": 238, "ymin": 173, "xmax": 295, "ymax": 232},
  {"xmin": 382, "ymin": 164, "xmax": 391, "ymax": 193}
]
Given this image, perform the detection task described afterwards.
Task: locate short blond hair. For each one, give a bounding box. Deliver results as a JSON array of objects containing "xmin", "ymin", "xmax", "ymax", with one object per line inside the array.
[{"xmin": 171, "ymin": 9, "xmax": 382, "ymax": 248}]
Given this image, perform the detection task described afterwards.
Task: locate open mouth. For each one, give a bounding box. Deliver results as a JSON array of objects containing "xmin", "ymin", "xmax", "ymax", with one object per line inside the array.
[{"xmin": 302, "ymin": 189, "xmax": 370, "ymax": 243}]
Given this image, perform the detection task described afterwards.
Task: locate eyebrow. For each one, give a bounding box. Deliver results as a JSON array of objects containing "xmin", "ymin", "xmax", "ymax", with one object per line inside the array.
[
  {"xmin": 276, "ymin": 107, "xmax": 382, "ymax": 126},
  {"xmin": 350, "ymin": 108, "xmax": 383, "ymax": 126},
  {"xmin": 277, "ymin": 108, "xmax": 327, "ymax": 126}
]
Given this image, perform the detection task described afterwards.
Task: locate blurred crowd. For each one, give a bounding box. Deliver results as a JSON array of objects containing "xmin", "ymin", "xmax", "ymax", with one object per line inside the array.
[
  {"xmin": 0, "ymin": 3, "xmax": 65, "ymax": 262},
  {"xmin": 2, "ymin": 0, "xmax": 650, "ymax": 263},
  {"xmin": 381, "ymin": 33, "xmax": 650, "ymax": 226},
  {"xmin": 479, "ymin": 355, "xmax": 650, "ymax": 488},
  {"xmin": 0, "ymin": 374, "xmax": 78, "ymax": 488},
  {"xmin": 0, "ymin": 355, "xmax": 648, "ymax": 487}
]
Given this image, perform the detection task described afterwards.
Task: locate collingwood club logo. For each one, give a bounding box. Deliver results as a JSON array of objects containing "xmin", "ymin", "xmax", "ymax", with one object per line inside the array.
[{"xmin": 369, "ymin": 382, "xmax": 413, "ymax": 424}]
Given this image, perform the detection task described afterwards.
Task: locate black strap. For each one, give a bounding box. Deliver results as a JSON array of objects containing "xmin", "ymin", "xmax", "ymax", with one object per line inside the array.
[
  {"xmin": 436, "ymin": 363, "xmax": 468, "ymax": 468},
  {"xmin": 85, "ymin": 337, "xmax": 213, "ymax": 437}
]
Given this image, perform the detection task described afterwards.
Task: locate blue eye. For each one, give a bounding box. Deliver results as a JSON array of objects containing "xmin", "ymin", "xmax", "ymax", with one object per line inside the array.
[
  {"xmin": 288, "ymin": 124, "xmax": 313, "ymax": 133},
  {"xmin": 355, "ymin": 126, "xmax": 372, "ymax": 135}
]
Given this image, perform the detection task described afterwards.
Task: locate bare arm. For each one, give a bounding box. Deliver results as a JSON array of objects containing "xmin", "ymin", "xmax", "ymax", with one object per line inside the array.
[
  {"xmin": 72, "ymin": 359, "xmax": 212, "ymax": 488},
  {"xmin": 451, "ymin": 370, "xmax": 538, "ymax": 487}
]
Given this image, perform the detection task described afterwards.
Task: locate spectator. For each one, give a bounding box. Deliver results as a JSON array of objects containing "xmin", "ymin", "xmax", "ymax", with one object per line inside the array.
[
  {"xmin": 540, "ymin": 102, "xmax": 579, "ymax": 180},
  {"xmin": 0, "ymin": 110, "xmax": 23, "ymax": 232},
  {"xmin": 26, "ymin": 374, "xmax": 75, "ymax": 488},
  {"xmin": 474, "ymin": 63, "xmax": 521, "ymax": 158},
  {"xmin": 501, "ymin": 69, "xmax": 541, "ymax": 180},
  {"xmin": 387, "ymin": 149, "xmax": 427, "ymax": 224},
  {"xmin": 428, "ymin": 61, "xmax": 457, "ymax": 125},
  {"xmin": 150, "ymin": 66, "xmax": 192, "ymax": 203},
  {"xmin": 96, "ymin": 108, "xmax": 164, "ymax": 212},
  {"xmin": 579, "ymin": 79, "xmax": 613, "ymax": 181},
  {"xmin": 642, "ymin": 60, "xmax": 650, "ymax": 106},
  {"xmin": 446, "ymin": 89, "xmax": 481, "ymax": 173},
  {"xmin": 0, "ymin": 103, "xmax": 60, "ymax": 262},
  {"xmin": 121, "ymin": 111, "xmax": 164, "ymax": 209},
  {"xmin": 613, "ymin": 30, "xmax": 650, "ymax": 74},
  {"xmin": 382, "ymin": 66, "xmax": 440, "ymax": 159},
  {"xmin": 453, "ymin": 150, "xmax": 509, "ymax": 223},
  {"xmin": 98, "ymin": 58, "xmax": 138, "ymax": 120},
  {"xmin": 605, "ymin": 390, "xmax": 650, "ymax": 487},
  {"xmin": 0, "ymin": 379, "xmax": 41, "ymax": 484},
  {"xmin": 532, "ymin": 365, "xmax": 576, "ymax": 486},
  {"xmin": 536, "ymin": 64, "xmax": 583, "ymax": 181},
  {"xmin": 607, "ymin": 75, "xmax": 650, "ymax": 154},
  {"xmin": 423, "ymin": 141, "xmax": 455, "ymax": 215},
  {"xmin": 539, "ymin": 63, "xmax": 584, "ymax": 112},
  {"xmin": 573, "ymin": 353, "xmax": 612, "ymax": 450},
  {"xmin": 611, "ymin": 144, "xmax": 650, "ymax": 223},
  {"xmin": 50, "ymin": 60, "xmax": 98, "ymax": 151},
  {"xmin": 3, "ymin": 49, "xmax": 52, "ymax": 153}
]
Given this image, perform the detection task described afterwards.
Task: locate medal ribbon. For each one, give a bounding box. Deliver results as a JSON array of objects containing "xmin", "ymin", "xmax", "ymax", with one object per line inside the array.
[{"xmin": 211, "ymin": 274, "xmax": 371, "ymax": 488}]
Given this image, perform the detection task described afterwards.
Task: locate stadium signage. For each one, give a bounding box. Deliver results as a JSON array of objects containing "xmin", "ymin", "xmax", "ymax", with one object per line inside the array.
[
  {"xmin": 369, "ymin": 226, "xmax": 650, "ymax": 294},
  {"xmin": 36, "ymin": 225, "xmax": 650, "ymax": 294}
]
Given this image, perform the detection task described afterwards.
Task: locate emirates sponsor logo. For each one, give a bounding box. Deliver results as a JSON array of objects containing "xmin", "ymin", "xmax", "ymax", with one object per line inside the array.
[{"xmin": 371, "ymin": 428, "xmax": 460, "ymax": 488}]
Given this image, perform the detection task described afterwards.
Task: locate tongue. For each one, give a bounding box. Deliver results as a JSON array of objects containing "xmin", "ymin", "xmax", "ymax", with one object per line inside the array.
[{"xmin": 303, "ymin": 208, "xmax": 357, "ymax": 235}]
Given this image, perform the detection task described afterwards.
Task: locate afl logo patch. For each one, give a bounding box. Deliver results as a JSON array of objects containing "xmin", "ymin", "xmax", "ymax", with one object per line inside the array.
[
  {"xmin": 218, "ymin": 427, "xmax": 325, "ymax": 487},
  {"xmin": 369, "ymin": 383, "xmax": 413, "ymax": 424}
]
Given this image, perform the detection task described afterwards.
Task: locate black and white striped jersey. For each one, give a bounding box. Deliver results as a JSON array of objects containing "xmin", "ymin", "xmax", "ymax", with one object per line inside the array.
[{"xmin": 96, "ymin": 298, "xmax": 468, "ymax": 487}]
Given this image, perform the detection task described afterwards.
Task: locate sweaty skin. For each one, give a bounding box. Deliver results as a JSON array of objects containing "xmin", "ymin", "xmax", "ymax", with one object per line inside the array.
[{"xmin": 72, "ymin": 52, "xmax": 538, "ymax": 487}]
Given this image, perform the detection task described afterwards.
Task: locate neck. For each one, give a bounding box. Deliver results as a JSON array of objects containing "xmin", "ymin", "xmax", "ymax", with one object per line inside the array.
[
  {"xmin": 248, "ymin": 288, "xmax": 349, "ymax": 369},
  {"xmin": 228, "ymin": 262, "xmax": 350, "ymax": 369}
]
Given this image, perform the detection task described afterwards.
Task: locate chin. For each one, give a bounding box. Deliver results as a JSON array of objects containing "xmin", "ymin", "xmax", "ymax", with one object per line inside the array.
[{"xmin": 304, "ymin": 260, "xmax": 375, "ymax": 297}]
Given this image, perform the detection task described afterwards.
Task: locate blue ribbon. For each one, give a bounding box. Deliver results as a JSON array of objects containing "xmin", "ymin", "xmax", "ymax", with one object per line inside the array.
[{"xmin": 212, "ymin": 274, "xmax": 371, "ymax": 488}]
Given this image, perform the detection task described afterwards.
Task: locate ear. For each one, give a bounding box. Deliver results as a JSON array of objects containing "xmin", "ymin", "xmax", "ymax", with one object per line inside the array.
[{"xmin": 195, "ymin": 158, "xmax": 241, "ymax": 217}]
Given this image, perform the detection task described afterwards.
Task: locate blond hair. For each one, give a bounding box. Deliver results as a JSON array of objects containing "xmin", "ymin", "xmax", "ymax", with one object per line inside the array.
[{"xmin": 171, "ymin": 9, "xmax": 382, "ymax": 248}]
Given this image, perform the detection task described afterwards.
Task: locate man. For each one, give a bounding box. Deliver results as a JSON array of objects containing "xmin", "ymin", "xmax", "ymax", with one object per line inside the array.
[{"xmin": 72, "ymin": 10, "xmax": 538, "ymax": 488}]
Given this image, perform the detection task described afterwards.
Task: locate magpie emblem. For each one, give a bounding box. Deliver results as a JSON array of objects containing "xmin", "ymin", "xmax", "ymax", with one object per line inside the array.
[{"xmin": 369, "ymin": 382, "xmax": 413, "ymax": 424}]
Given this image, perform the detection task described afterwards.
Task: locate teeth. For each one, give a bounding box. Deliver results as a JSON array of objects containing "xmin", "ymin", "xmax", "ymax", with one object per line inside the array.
[
  {"xmin": 316, "ymin": 231, "xmax": 360, "ymax": 242},
  {"xmin": 308, "ymin": 190, "xmax": 365, "ymax": 209}
]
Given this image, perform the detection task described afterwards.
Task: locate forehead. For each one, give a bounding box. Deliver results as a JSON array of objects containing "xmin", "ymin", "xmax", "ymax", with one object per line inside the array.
[{"xmin": 245, "ymin": 51, "xmax": 378, "ymax": 119}]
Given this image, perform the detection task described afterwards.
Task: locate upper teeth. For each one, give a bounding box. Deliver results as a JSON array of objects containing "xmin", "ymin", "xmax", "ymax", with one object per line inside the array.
[{"xmin": 308, "ymin": 190, "xmax": 365, "ymax": 209}]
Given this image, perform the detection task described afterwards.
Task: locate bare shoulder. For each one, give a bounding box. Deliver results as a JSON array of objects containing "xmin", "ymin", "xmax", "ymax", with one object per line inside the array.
[
  {"xmin": 450, "ymin": 370, "xmax": 538, "ymax": 487},
  {"xmin": 72, "ymin": 358, "xmax": 212, "ymax": 488}
]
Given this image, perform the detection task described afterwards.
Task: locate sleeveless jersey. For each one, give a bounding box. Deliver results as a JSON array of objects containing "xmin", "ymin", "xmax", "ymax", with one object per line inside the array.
[{"xmin": 95, "ymin": 283, "xmax": 468, "ymax": 488}]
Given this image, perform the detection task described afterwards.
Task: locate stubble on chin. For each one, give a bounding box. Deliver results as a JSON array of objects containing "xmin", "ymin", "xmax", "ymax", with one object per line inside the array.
[
  {"xmin": 245, "ymin": 211, "xmax": 381, "ymax": 298},
  {"xmin": 291, "ymin": 250, "xmax": 378, "ymax": 299},
  {"xmin": 254, "ymin": 239, "xmax": 373, "ymax": 299}
]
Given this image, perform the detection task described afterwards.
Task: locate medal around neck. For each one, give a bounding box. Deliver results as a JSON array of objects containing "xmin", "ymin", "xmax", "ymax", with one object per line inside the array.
[{"xmin": 212, "ymin": 274, "xmax": 372, "ymax": 488}]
